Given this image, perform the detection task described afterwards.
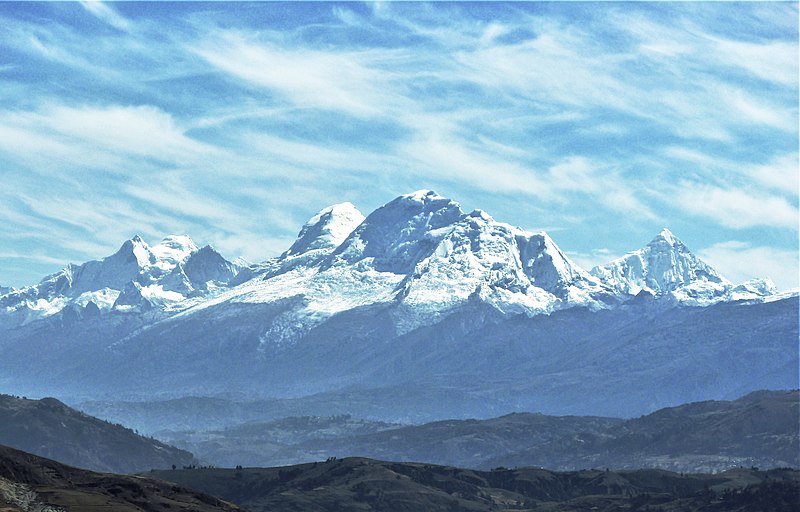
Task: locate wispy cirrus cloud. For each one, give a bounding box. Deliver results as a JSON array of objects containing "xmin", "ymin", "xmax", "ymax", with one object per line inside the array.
[
  {"xmin": 673, "ymin": 184, "xmax": 798, "ymax": 230},
  {"xmin": 0, "ymin": 104, "xmax": 216, "ymax": 176},
  {"xmin": 0, "ymin": 1, "xmax": 796, "ymax": 290},
  {"xmin": 191, "ymin": 32, "xmax": 403, "ymax": 118},
  {"xmin": 699, "ymin": 241, "xmax": 799, "ymax": 291},
  {"xmin": 80, "ymin": 0, "xmax": 131, "ymax": 32}
]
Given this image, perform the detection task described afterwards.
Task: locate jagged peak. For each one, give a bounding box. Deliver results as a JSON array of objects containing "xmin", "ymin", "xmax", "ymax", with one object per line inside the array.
[
  {"xmin": 327, "ymin": 191, "xmax": 464, "ymax": 274},
  {"xmin": 591, "ymin": 228, "xmax": 728, "ymax": 297},
  {"xmin": 467, "ymin": 209, "xmax": 493, "ymax": 222},
  {"xmin": 380, "ymin": 190, "xmax": 461, "ymax": 214},
  {"xmin": 196, "ymin": 244, "xmax": 218, "ymax": 253},
  {"xmin": 232, "ymin": 256, "xmax": 252, "ymax": 268},
  {"xmin": 382, "ymin": 190, "xmax": 462, "ymax": 214},
  {"xmin": 401, "ymin": 189, "xmax": 444, "ymax": 201},
  {"xmin": 156, "ymin": 234, "xmax": 197, "ymax": 250},
  {"xmin": 647, "ymin": 227, "xmax": 685, "ymax": 250},
  {"xmin": 731, "ymin": 277, "xmax": 777, "ymax": 296},
  {"xmin": 187, "ymin": 244, "xmax": 226, "ymax": 262},
  {"xmin": 115, "ymin": 235, "xmax": 155, "ymax": 267}
]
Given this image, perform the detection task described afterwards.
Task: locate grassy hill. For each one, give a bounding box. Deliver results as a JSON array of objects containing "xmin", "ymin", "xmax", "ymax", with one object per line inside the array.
[
  {"xmin": 0, "ymin": 444, "xmax": 239, "ymax": 512},
  {"xmin": 0, "ymin": 394, "xmax": 195, "ymax": 473},
  {"xmin": 157, "ymin": 390, "xmax": 797, "ymax": 473},
  {"xmin": 150, "ymin": 457, "xmax": 800, "ymax": 511},
  {"xmin": 488, "ymin": 390, "xmax": 799, "ymax": 472}
]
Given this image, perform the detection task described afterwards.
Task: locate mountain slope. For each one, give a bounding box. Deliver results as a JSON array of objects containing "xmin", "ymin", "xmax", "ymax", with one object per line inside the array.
[
  {"xmin": 0, "ymin": 394, "xmax": 195, "ymax": 473},
  {"xmin": 150, "ymin": 458, "xmax": 800, "ymax": 512},
  {"xmin": 161, "ymin": 412, "xmax": 621, "ymax": 469},
  {"xmin": 0, "ymin": 444, "xmax": 240, "ymax": 512},
  {"xmin": 152, "ymin": 391, "xmax": 797, "ymax": 473},
  {"xmin": 487, "ymin": 389, "xmax": 800, "ymax": 472},
  {"xmin": 4, "ymin": 293, "xmax": 796, "ymax": 420}
]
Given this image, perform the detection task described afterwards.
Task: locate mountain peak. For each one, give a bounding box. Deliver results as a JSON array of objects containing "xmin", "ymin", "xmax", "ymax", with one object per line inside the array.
[
  {"xmin": 653, "ymin": 228, "xmax": 677, "ymax": 245},
  {"xmin": 152, "ymin": 235, "xmax": 199, "ymax": 266},
  {"xmin": 402, "ymin": 189, "xmax": 443, "ymax": 202},
  {"xmin": 117, "ymin": 235, "xmax": 155, "ymax": 267},
  {"xmin": 329, "ymin": 191, "xmax": 464, "ymax": 273},
  {"xmin": 285, "ymin": 202, "xmax": 365, "ymax": 257},
  {"xmin": 591, "ymin": 229, "xmax": 728, "ymax": 297}
]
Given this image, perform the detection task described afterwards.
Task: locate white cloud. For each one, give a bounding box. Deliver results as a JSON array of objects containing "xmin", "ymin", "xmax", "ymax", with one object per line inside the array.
[
  {"xmin": 191, "ymin": 33, "xmax": 402, "ymax": 118},
  {"xmin": 80, "ymin": 1, "xmax": 131, "ymax": 32},
  {"xmin": 749, "ymin": 153, "xmax": 800, "ymax": 196},
  {"xmin": 0, "ymin": 2, "xmax": 797, "ymax": 289},
  {"xmin": 0, "ymin": 252, "xmax": 66, "ymax": 266},
  {"xmin": 722, "ymin": 87, "xmax": 796, "ymax": 132},
  {"xmin": 0, "ymin": 104, "xmax": 216, "ymax": 173},
  {"xmin": 662, "ymin": 147, "xmax": 799, "ymax": 199},
  {"xmin": 713, "ymin": 39, "xmax": 798, "ymax": 86},
  {"xmin": 396, "ymin": 131, "xmax": 550, "ymax": 198},
  {"xmin": 674, "ymin": 184, "xmax": 798, "ymax": 230},
  {"xmin": 698, "ymin": 241, "xmax": 799, "ymax": 291}
]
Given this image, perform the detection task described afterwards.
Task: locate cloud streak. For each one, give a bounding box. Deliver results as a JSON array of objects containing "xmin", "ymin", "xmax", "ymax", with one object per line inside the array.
[
  {"xmin": 0, "ymin": 2, "xmax": 796, "ymax": 290},
  {"xmin": 699, "ymin": 241, "xmax": 800, "ymax": 291}
]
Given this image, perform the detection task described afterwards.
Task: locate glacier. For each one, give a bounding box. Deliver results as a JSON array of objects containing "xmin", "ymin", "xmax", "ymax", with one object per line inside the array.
[
  {"xmin": 0, "ymin": 190, "xmax": 781, "ymax": 330},
  {"xmin": 0, "ymin": 190, "xmax": 795, "ymax": 420}
]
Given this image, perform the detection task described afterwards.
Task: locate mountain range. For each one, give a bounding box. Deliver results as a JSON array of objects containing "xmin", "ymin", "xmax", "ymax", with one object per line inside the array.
[
  {"xmin": 150, "ymin": 458, "xmax": 800, "ymax": 512},
  {"xmin": 0, "ymin": 190, "xmax": 796, "ymax": 420},
  {"xmin": 2, "ymin": 443, "xmax": 797, "ymax": 512},
  {"xmin": 0, "ymin": 190, "xmax": 786, "ymax": 326},
  {"xmin": 146, "ymin": 390, "xmax": 798, "ymax": 474}
]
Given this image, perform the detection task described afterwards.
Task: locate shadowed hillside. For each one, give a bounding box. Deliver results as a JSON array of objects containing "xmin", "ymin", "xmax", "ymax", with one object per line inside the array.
[
  {"xmin": 0, "ymin": 394, "xmax": 195, "ymax": 473},
  {"xmin": 488, "ymin": 389, "xmax": 799, "ymax": 472},
  {"xmin": 0, "ymin": 444, "xmax": 239, "ymax": 512},
  {"xmin": 151, "ymin": 457, "xmax": 800, "ymax": 512},
  {"xmin": 154, "ymin": 390, "xmax": 797, "ymax": 473}
]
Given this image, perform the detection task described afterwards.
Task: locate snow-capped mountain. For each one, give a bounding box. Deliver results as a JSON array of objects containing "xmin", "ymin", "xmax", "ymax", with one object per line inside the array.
[
  {"xmin": 0, "ymin": 191, "xmax": 785, "ymax": 329},
  {"xmin": 0, "ymin": 234, "xmax": 241, "ymax": 325},
  {"xmin": 590, "ymin": 228, "xmax": 777, "ymax": 306},
  {"xmin": 173, "ymin": 190, "xmax": 618, "ymax": 338},
  {"xmin": 0, "ymin": 190, "xmax": 796, "ymax": 420}
]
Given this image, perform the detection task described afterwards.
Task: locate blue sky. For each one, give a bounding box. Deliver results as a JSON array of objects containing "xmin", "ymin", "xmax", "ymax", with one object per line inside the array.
[{"xmin": 0, "ymin": 1, "xmax": 797, "ymax": 290}]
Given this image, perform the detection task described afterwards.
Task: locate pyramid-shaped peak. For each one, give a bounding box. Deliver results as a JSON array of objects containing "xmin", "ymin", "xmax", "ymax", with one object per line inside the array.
[
  {"xmin": 192, "ymin": 244, "xmax": 224, "ymax": 258},
  {"xmin": 650, "ymin": 228, "xmax": 682, "ymax": 247},
  {"xmin": 116, "ymin": 235, "xmax": 155, "ymax": 267},
  {"xmin": 591, "ymin": 228, "xmax": 728, "ymax": 296}
]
